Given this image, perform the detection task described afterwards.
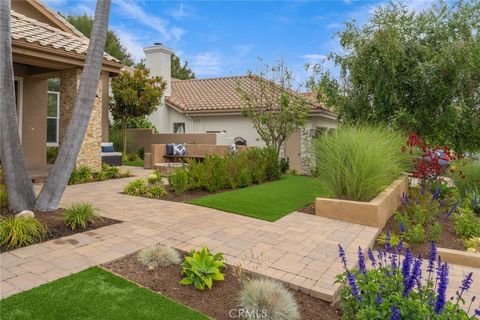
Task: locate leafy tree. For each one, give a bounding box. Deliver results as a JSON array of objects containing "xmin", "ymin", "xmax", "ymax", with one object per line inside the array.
[
  {"xmin": 66, "ymin": 14, "xmax": 133, "ymax": 66},
  {"xmin": 110, "ymin": 67, "xmax": 166, "ymax": 155},
  {"xmin": 171, "ymin": 54, "xmax": 195, "ymax": 79},
  {"xmin": 237, "ymin": 62, "xmax": 310, "ymax": 155},
  {"xmin": 309, "ymin": 1, "xmax": 480, "ymax": 152}
]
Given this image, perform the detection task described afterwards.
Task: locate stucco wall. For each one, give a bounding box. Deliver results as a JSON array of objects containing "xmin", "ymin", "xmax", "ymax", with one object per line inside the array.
[
  {"xmin": 21, "ymin": 77, "xmax": 48, "ymax": 167},
  {"xmin": 101, "ymin": 72, "xmax": 110, "ymax": 142}
]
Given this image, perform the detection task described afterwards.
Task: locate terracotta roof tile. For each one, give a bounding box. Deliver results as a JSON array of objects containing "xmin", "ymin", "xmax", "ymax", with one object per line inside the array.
[
  {"xmin": 166, "ymin": 76, "xmax": 332, "ymax": 114},
  {"xmin": 11, "ymin": 10, "xmax": 119, "ymax": 63}
]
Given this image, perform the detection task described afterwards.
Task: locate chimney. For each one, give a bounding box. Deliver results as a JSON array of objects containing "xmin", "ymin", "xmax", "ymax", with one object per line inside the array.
[{"xmin": 143, "ymin": 43, "xmax": 173, "ymax": 97}]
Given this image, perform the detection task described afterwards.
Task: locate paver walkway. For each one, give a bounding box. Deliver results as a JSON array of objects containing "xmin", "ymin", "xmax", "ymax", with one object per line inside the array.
[{"xmin": 1, "ymin": 166, "xmax": 480, "ymax": 309}]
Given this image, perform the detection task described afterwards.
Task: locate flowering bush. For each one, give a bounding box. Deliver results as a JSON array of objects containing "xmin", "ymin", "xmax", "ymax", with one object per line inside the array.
[
  {"xmin": 403, "ymin": 133, "xmax": 454, "ymax": 180},
  {"xmin": 336, "ymin": 242, "xmax": 479, "ymax": 319}
]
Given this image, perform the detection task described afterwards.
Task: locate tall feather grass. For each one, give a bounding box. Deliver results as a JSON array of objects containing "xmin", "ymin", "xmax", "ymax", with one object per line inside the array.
[{"xmin": 314, "ymin": 125, "xmax": 410, "ymax": 201}]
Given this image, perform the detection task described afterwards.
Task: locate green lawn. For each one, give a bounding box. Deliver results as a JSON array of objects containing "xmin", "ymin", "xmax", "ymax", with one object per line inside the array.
[
  {"xmin": 189, "ymin": 175, "xmax": 329, "ymax": 221},
  {"xmin": 122, "ymin": 160, "xmax": 144, "ymax": 167},
  {"xmin": 0, "ymin": 268, "xmax": 208, "ymax": 320}
]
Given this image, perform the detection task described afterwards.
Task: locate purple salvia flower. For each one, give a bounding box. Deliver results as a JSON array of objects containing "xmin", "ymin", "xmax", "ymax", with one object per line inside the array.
[
  {"xmin": 400, "ymin": 222, "xmax": 406, "ymax": 233},
  {"xmin": 427, "ymin": 241, "xmax": 437, "ymax": 273},
  {"xmin": 390, "ymin": 249, "xmax": 398, "ymax": 269},
  {"xmin": 401, "ymin": 249, "xmax": 413, "ymax": 282},
  {"xmin": 415, "ymin": 199, "xmax": 420, "ymax": 205},
  {"xmin": 346, "ymin": 271, "xmax": 361, "ymax": 302},
  {"xmin": 368, "ymin": 248, "xmax": 376, "ymax": 268},
  {"xmin": 460, "ymin": 272, "xmax": 473, "ymax": 292},
  {"xmin": 338, "ymin": 244, "xmax": 347, "ymax": 270},
  {"xmin": 389, "ymin": 306, "xmax": 401, "ymax": 320},
  {"xmin": 438, "ymin": 199, "xmax": 445, "ymax": 208},
  {"xmin": 446, "ymin": 199, "xmax": 460, "ymax": 218},
  {"xmin": 375, "ymin": 293, "xmax": 383, "ymax": 305},
  {"xmin": 404, "ymin": 257, "xmax": 422, "ymax": 297},
  {"xmin": 385, "ymin": 231, "xmax": 392, "ymax": 252},
  {"xmin": 397, "ymin": 239, "xmax": 404, "ymax": 252},
  {"xmin": 357, "ymin": 247, "xmax": 366, "ymax": 275},
  {"xmin": 432, "ymin": 187, "xmax": 441, "ymax": 201},
  {"xmin": 475, "ymin": 309, "xmax": 480, "ymax": 316},
  {"xmin": 435, "ymin": 263, "xmax": 449, "ymax": 314}
]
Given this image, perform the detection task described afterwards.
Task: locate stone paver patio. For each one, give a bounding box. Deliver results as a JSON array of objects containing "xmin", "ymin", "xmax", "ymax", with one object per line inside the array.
[{"xmin": 1, "ymin": 166, "xmax": 480, "ymax": 308}]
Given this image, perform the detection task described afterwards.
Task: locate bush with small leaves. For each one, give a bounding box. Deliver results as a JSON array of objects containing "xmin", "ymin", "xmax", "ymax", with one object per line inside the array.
[
  {"xmin": 137, "ymin": 245, "xmax": 181, "ymax": 270},
  {"xmin": 0, "ymin": 217, "xmax": 46, "ymax": 249},
  {"xmin": 237, "ymin": 278, "xmax": 300, "ymax": 320},
  {"xmin": 64, "ymin": 203, "xmax": 101, "ymax": 230}
]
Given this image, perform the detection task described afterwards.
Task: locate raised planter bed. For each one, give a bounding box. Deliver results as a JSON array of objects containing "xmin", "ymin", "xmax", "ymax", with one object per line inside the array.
[
  {"xmin": 437, "ymin": 248, "xmax": 480, "ymax": 269},
  {"xmin": 315, "ymin": 175, "xmax": 408, "ymax": 227}
]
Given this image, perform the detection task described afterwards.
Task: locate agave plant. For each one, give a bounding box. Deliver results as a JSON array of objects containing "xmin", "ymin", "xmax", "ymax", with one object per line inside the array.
[{"xmin": 179, "ymin": 247, "xmax": 225, "ymax": 290}]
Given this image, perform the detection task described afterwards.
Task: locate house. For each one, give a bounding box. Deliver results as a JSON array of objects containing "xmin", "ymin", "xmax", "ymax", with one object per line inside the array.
[
  {"xmin": 143, "ymin": 44, "xmax": 337, "ymax": 173},
  {"xmin": 10, "ymin": 0, "xmax": 123, "ymax": 174}
]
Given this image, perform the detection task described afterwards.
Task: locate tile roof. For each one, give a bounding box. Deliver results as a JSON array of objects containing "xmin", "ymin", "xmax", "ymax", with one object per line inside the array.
[
  {"xmin": 166, "ymin": 76, "xmax": 333, "ymax": 115},
  {"xmin": 11, "ymin": 10, "xmax": 120, "ymax": 63}
]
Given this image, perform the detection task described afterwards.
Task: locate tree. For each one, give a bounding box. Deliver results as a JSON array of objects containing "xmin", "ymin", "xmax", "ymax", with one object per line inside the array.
[
  {"xmin": 236, "ymin": 62, "xmax": 310, "ymax": 155},
  {"xmin": 0, "ymin": 0, "xmax": 36, "ymax": 211},
  {"xmin": 35, "ymin": 0, "xmax": 112, "ymax": 211},
  {"xmin": 66, "ymin": 14, "xmax": 133, "ymax": 66},
  {"xmin": 110, "ymin": 67, "xmax": 166, "ymax": 155},
  {"xmin": 310, "ymin": 1, "xmax": 480, "ymax": 152},
  {"xmin": 171, "ymin": 54, "xmax": 195, "ymax": 79}
]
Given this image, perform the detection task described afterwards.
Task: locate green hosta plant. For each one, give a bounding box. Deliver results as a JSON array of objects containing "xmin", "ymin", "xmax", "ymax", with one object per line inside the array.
[
  {"xmin": 0, "ymin": 217, "xmax": 46, "ymax": 249},
  {"xmin": 180, "ymin": 247, "xmax": 225, "ymax": 290}
]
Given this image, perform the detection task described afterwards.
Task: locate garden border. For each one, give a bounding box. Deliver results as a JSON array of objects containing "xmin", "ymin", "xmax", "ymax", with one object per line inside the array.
[
  {"xmin": 437, "ymin": 247, "xmax": 480, "ymax": 269},
  {"xmin": 314, "ymin": 175, "xmax": 408, "ymax": 227}
]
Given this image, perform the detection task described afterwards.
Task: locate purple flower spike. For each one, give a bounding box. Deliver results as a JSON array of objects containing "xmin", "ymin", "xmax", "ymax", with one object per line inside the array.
[
  {"xmin": 375, "ymin": 293, "xmax": 383, "ymax": 305},
  {"xmin": 389, "ymin": 306, "xmax": 401, "ymax": 320},
  {"xmin": 385, "ymin": 231, "xmax": 392, "ymax": 252},
  {"xmin": 338, "ymin": 244, "xmax": 347, "ymax": 270},
  {"xmin": 402, "ymin": 249, "xmax": 413, "ymax": 282},
  {"xmin": 404, "ymin": 257, "xmax": 422, "ymax": 297},
  {"xmin": 432, "ymin": 187, "xmax": 441, "ymax": 201},
  {"xmin": 347, "ymin": 271, "xmax": 361, "ymax": 302},
  {"xmin": 400, "ymin": 222, "xmax": 406, "ymax": 233},
  {"xmin": 446, "ymin": 199, "xmax": 460, "ymax": 218},
  {"xmin": 357, "ymin": 247, "xmax": 366, "ymax": 275},
  {"xmin": 368, "ymin": 248, "xmax": 376, "ymax": 268},
  {"xmin": 427, "ymin": 241, "xmax": 437, "ymax": 273},
  {"xmin": 435, "ymin": 263, "xmax": 449, "ymax": 314},
  {"xmin": 460, "ymin": 272, "xmax": 473, "ymax": 292}
]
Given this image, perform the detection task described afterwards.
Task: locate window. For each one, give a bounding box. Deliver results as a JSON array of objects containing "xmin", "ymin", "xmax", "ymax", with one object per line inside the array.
[
  {"xmin": 47, "ymin": 91, "xmax": 60, "ymax": 146},
  {"xmin": 173, "ymin": 122, "xmax": 185, "ymax": 133}
]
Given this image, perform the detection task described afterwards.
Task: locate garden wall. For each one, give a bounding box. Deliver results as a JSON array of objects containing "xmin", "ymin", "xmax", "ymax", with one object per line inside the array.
[
  {"xmin": 315, "ymin": 175, "xmax": 408, "ymax": 228},
  {"xmin": 126, "ymin": 129, "xmax": 218, "ymax": 153}
]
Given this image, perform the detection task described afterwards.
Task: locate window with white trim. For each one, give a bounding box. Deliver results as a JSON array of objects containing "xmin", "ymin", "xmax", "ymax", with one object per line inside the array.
[{"xmin": 47, "ymin": 91, "xmax": 60, "ymax": 146}]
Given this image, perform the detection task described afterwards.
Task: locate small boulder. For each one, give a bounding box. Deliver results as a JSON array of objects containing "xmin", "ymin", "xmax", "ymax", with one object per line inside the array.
[{"xmin": 15, "ymin": 210, "xmax": 35, "ymax": 218}]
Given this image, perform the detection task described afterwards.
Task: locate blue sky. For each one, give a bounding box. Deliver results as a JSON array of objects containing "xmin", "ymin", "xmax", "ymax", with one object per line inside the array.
[{"xmin": 43, "ymin": 0, "xmax": 437, "ymax": 84}]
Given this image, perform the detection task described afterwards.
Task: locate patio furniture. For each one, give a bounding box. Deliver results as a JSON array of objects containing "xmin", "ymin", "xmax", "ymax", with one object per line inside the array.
[{"xmin": 101, "ymin": 142, "xmax": 122, "ymax": 166}]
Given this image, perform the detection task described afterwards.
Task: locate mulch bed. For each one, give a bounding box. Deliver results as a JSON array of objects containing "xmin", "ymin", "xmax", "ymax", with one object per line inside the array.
[
  {"xmin": 375, "ymin": 214, "xmax": 466, "ymax": 258},
  {"xmin": 0, "ymin": 209, "xmax": 120, "ymax": 252},
  {"xmin": 103, "ymin": 252, "xmax": 341, "ymax": 320},
  {"xmin": 298, "ymin": 202, "xmax": 315, "ymax": 215}
]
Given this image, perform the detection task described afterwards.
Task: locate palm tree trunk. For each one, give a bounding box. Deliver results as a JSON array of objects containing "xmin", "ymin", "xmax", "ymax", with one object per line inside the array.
[
  {"xmin": 0, "ymin": 0, "xmax": 36, "ymax": 211},
  {"xmin": 35, "ymin": 0, "xmax": 111, "ymax": 211}
]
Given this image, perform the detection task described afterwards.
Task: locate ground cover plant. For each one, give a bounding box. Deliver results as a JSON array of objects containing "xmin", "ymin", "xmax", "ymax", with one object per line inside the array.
[
  {"xmin": 314, "ymin": 125, "xmax": 410, "ymax": 202},
  {"xmin": 63, "ymin": 202, "xmax": 101, "ymax": 230},
  {"xmin": 123, "ymin": 171, "xmax": 167, "ymax": 199},
  {"xmin": 68, "ymin": 163, "xmax": 131, "ymax": 185},
  {"xmin": 0, "ymin": 267, "xmax": 208, "ymax": 320},
  {"xmin": 337, "ymin": 242, "xmax": 479, "ymax": 319},
  {"xmin": 189, "ymin": 175, "xmax": 329, "ymax": 221},
  {"xmin": 103, "ymin": 250, "xmax": 340, "ymax": 320}
]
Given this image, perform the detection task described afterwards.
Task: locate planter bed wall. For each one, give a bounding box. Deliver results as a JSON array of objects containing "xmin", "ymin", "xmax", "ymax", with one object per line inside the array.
[
  {"xmin": 315, "ymin": 175, "xmax": 408, "ymax": 228},
  {"xmin": 437, "ymin": 248, "xmax": 480, "ymax": 269}
]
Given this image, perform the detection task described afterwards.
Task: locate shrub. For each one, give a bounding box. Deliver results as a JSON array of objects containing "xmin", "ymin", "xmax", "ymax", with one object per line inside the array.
[
  {"xmin": 145, "ymin": 184, "xmax": 167, "ymax": 199},
  {"xmin": 69, "ymin": 165, "xmax": 94, "ymax": 185},
  {"xmin": 465, "ymin": 187, "xmax": 480, "ymax": 216},
  {"xmin": 279, "ymin": 157, "xmax": 289, "ymax": 174},
  {"xmin": 147, "ymin": 172, "xmax": 162, "ymax": 184},
  {"xmin": 315, "ymin": 125, "xmax": 410, "ymax": 201},
  {"xmin": 336, "ymin": 242, "xmax": 477, "ymax": 319},
  {"xmin": 100, "ymin": 163, "xmax": 121, "ymax": 179},
  {"xmin": 203, "ymin": 155, "xmax": 228, "ymax": 192},
  {"xmin": 452, "ymin": 207, "xmax": 480, "ymax": 239},
  {"xmin": 262, "ymin": 147, "xmax": 281, "ymax": 181},
  {"xmin": 451, "ymin": 160, "xmax": 480, "ymax": 195},
  {"xmin": 126, "ymin": 152, "xmax": 141, "ymax": 162},
  {"xmin": 246, "ymin": 148, "xmax": 267, "ymax": 183},
  {"xmin": 46, "ymin": 146, "xmax": 58, "ymax": 164},
  {"xmin": 137, "ymin": 245, "xmax": 181, "ymax": 270},
  {"xmin": 64, "ymin": 203, "xmax": 101, "ymax": 230},
  {"xmin": 168, "ymin": 168, "xmax": 188, "ymax": 195},
  {"xmin": 124, "ymin": 179, "xmax": 148, "ymax": 196},
  {"xmin": 237, "ymin": 278, "xmax": 300, "ymax": 320},
  {"xmin": 0, "ymin": 217, "xmax": 46, "ymax": 249},
  {"xmin": 180, "ymin": 247, "xmax": 225, "ymax": 290}
]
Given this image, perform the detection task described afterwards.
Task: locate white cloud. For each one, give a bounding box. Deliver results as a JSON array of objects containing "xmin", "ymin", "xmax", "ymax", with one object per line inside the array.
[
  {"xmin": 235, "ymin": 44, "xmax": 252, "ymax": 57},
  {"xmin": 167, "ymin": 3, "xmax": 195, "ymax": 20},
  {"xmin": 190, "ymin": 51, "xmax": 223, "ymax": 76},
  {"xmin": 73, "ymin": 3, "xmax": 94, "ymax": 16},
  {"xmin": 113, "ymin": 0, "xmax": 185, "ymax": 42},
  {"xmin": 301, "ymin": 54, "xmax": 327, "ymax": 63},
  {"xmin": 113, "ymin": 28, "xmax": 145, "ymax": 62}
]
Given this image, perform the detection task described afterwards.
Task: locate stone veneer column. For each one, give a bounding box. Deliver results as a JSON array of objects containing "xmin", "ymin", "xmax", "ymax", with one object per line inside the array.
[{"xmin": 59, "ymin": 69, "xmax": 103, "ymax": 171}]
